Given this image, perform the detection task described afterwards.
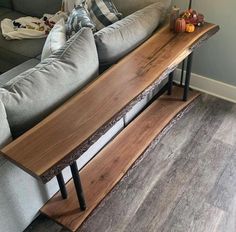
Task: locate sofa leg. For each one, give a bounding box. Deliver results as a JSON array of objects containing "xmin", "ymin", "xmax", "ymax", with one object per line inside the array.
[
  {"xmin": 70, "ymin": 162, "xmax": 86, "ymax": 211},
  {"xmin": 56, "ymin": 172, "xmax": 68, "ymax": 199},
  {"xmin": 183, "ymin": 53, "xmax": 194, "ymax": 101}
]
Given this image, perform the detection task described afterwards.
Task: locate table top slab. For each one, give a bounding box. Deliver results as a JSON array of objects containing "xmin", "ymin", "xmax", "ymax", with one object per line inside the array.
[{"xmin": 1, "ymin": 23, "xmax": 219, "ymax": 183}]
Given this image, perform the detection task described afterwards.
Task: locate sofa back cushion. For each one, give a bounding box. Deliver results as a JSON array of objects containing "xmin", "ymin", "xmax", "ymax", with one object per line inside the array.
[
  {"xmin": 112, "ymin": 0, "xmax": 171, "ymax": 17},
  {"xmin": 0, "ymin": 100, "xmax": 12, "ymax": 149},
  {"xmin": 95, "ymin": 3, "xmax": 162, "ymax": 66},
  {"xmin": 0, "ymin": 28, "xmax": 99, "ymax": 137},
  {"xmin": 0, "ymin": 0, "xmax": 12, "ymax": 9},
  {"xmin": 12, "ymin": 0, "xmax": 62, "ymax": 17}
]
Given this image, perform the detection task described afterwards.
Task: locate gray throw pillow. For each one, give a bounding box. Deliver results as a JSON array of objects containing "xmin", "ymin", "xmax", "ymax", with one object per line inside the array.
[
  {"xmin": 94, "ymin": 3, "xmax": 162, "ymax": 65},
  {"xmin": 66, "ymin": 5, "xmax": 95, "ymax": 38},
  {"xmin": 85, "ymin": 0, "xmax": 122, "ymax": 31},
  {"xmin": 0, "ymin": 28, "xmax": 99, "ymax": 137},
  {"xmin": 41, "ymin": 19, "xmax": 67, "ymax": 60},
  {"xmin": 0, "ymin": 100, "xmax": 12, "ymax": 149}
]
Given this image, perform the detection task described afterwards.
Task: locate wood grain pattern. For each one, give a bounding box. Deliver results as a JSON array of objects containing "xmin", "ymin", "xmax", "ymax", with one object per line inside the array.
[
  {"xmin": 40, "ymin": 87, "xmax": 200, "ymax": 232},
  {"xmin": 25, "ymin": 94, "xmax": 236, "ymax": 232},
  {"xmin": 1, "ymin": 23, "xmax": 219, "ymax": 183}
]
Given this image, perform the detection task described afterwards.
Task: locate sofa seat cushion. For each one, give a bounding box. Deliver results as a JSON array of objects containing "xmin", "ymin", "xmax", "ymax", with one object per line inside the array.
[
  {"xmin": 0, "ymin": 11, "xmax": 46, "ymax": 73},
  {"xmin": 0, "ymin": 100, "xmax": 12, "ymax": 149},
  {"xmin": 0, "ymin": 28, "xmax": 99, "ymax": 137},
  {"xmin": 94, "ymin": 3, "xmax": 162, "ymax": 65},
  {"xmin": 0, "ymin": 59, "xmax": 39, "ymax": 87},
  {"xmin": 12, "ymin": 0, "xmax": 62, "ymax": 18},
  {"xmin": 112, "ymin": 0, "xmax": 171, "ymax": 17},
  {"xmin": 0, "ymin": 11, "xmax": 46, "ymax": 57},
  {"xmin": 0, "ymin": 7, "xmax": 11, "ymax": 16},
  {"xmin": 0, "ymin": 11, "xmax": 45, "ymax": 73}
]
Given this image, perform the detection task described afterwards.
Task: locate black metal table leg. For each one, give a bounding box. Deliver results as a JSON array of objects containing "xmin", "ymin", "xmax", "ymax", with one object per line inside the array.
[
  {"xmin": 70, "ymin": 162, "xmax": 86, "ymax": 211},
  {"xmin": 168, "ymin": 71, "xmax": 174, "ymax": 95},
  {"xmin": 183, "ymin": 53, "xmax": 194, "ymax": 101},
  {"xmin": 56, "ymin": 172, "xmax": 68, "ymax": 199},
  {"xmin": 180, "ymin": 59, "xmax": 186, "ymax": 86}
]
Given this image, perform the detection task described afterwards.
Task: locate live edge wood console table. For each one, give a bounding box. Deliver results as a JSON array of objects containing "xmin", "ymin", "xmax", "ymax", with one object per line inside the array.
[{"xmin": 1, "ymin": 23, "xmax": 219, "ymax": 230}]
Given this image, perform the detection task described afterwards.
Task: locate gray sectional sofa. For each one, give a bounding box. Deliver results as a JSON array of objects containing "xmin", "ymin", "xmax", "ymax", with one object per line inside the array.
[{"xmin": 0, "ymin": 0, "xmax": 171, "ymax": 231}]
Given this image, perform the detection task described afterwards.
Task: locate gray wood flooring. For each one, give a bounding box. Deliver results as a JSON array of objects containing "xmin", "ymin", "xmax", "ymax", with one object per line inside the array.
[{"xmin": 25, "ymin": 94, "xmax": 236, "ymax": 232}]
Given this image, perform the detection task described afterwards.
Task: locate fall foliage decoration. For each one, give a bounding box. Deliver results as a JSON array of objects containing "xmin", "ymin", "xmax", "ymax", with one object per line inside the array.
[
  {"xmin": 180, "ymin": 9, "xmax": 205, "ymax": 27},
  {"xmin": 170, "ymin": 6, "xmax": 205, "ymax": 33}
]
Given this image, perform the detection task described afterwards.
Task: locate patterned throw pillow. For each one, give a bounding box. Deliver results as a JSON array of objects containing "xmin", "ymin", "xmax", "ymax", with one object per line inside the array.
[
  {"xmin": 85, "ymin": 0, "xmax": 122, "ymax": 31},
  {"xmin": 41, "ymin": 19, "xmax": 67, "ymax": 60},
  {"xmin": 66, "ymin": 5, "xmax": 95, "ymax": 38}
]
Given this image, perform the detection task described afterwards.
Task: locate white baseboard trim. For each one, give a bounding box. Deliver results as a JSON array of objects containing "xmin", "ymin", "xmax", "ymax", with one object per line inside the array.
[{"xmin": 174, "ymin": 69, "xmax": 236, "ymax": 104}]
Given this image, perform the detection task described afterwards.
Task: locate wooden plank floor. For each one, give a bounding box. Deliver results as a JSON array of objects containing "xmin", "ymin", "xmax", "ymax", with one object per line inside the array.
[
  {"xmin": 39, "ymin": 87, "xmax": 199, "ymax": 231},
  {"xmin": 25, "ymin": 93, "xmax": 236, "ymax": 232}
]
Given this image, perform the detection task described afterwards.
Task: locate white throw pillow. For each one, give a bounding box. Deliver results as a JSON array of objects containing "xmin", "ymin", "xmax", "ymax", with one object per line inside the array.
[{"xmin": 41, "ymin": 18, "xmax": 66, "ymax": 60}]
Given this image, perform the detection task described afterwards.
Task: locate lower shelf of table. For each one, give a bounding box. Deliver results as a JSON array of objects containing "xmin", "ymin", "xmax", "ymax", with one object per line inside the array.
[{"xmin": 40, "ymin": 86, "xmax": 200, "ymax": 232}]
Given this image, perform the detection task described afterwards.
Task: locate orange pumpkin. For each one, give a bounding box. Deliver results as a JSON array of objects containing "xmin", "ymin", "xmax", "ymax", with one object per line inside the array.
[
  {"xmin": 186, "ymin": 23, "xmax": 195, "ymax": 33},
  {"xmin": 175, "ymin": 18, "xmax": 186, "ymax": 32}
]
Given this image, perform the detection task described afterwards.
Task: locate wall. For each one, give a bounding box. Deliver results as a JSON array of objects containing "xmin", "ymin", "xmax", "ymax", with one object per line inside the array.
[{"xmin": 172, "ymin": 0, "xmax": 236, "ymax": 87}]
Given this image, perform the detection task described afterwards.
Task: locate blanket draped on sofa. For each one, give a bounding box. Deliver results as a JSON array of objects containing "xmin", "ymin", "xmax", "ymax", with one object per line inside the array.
[{"xmin": 1, "ymin": 11, "xmax": 67, "ymax": 40}]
